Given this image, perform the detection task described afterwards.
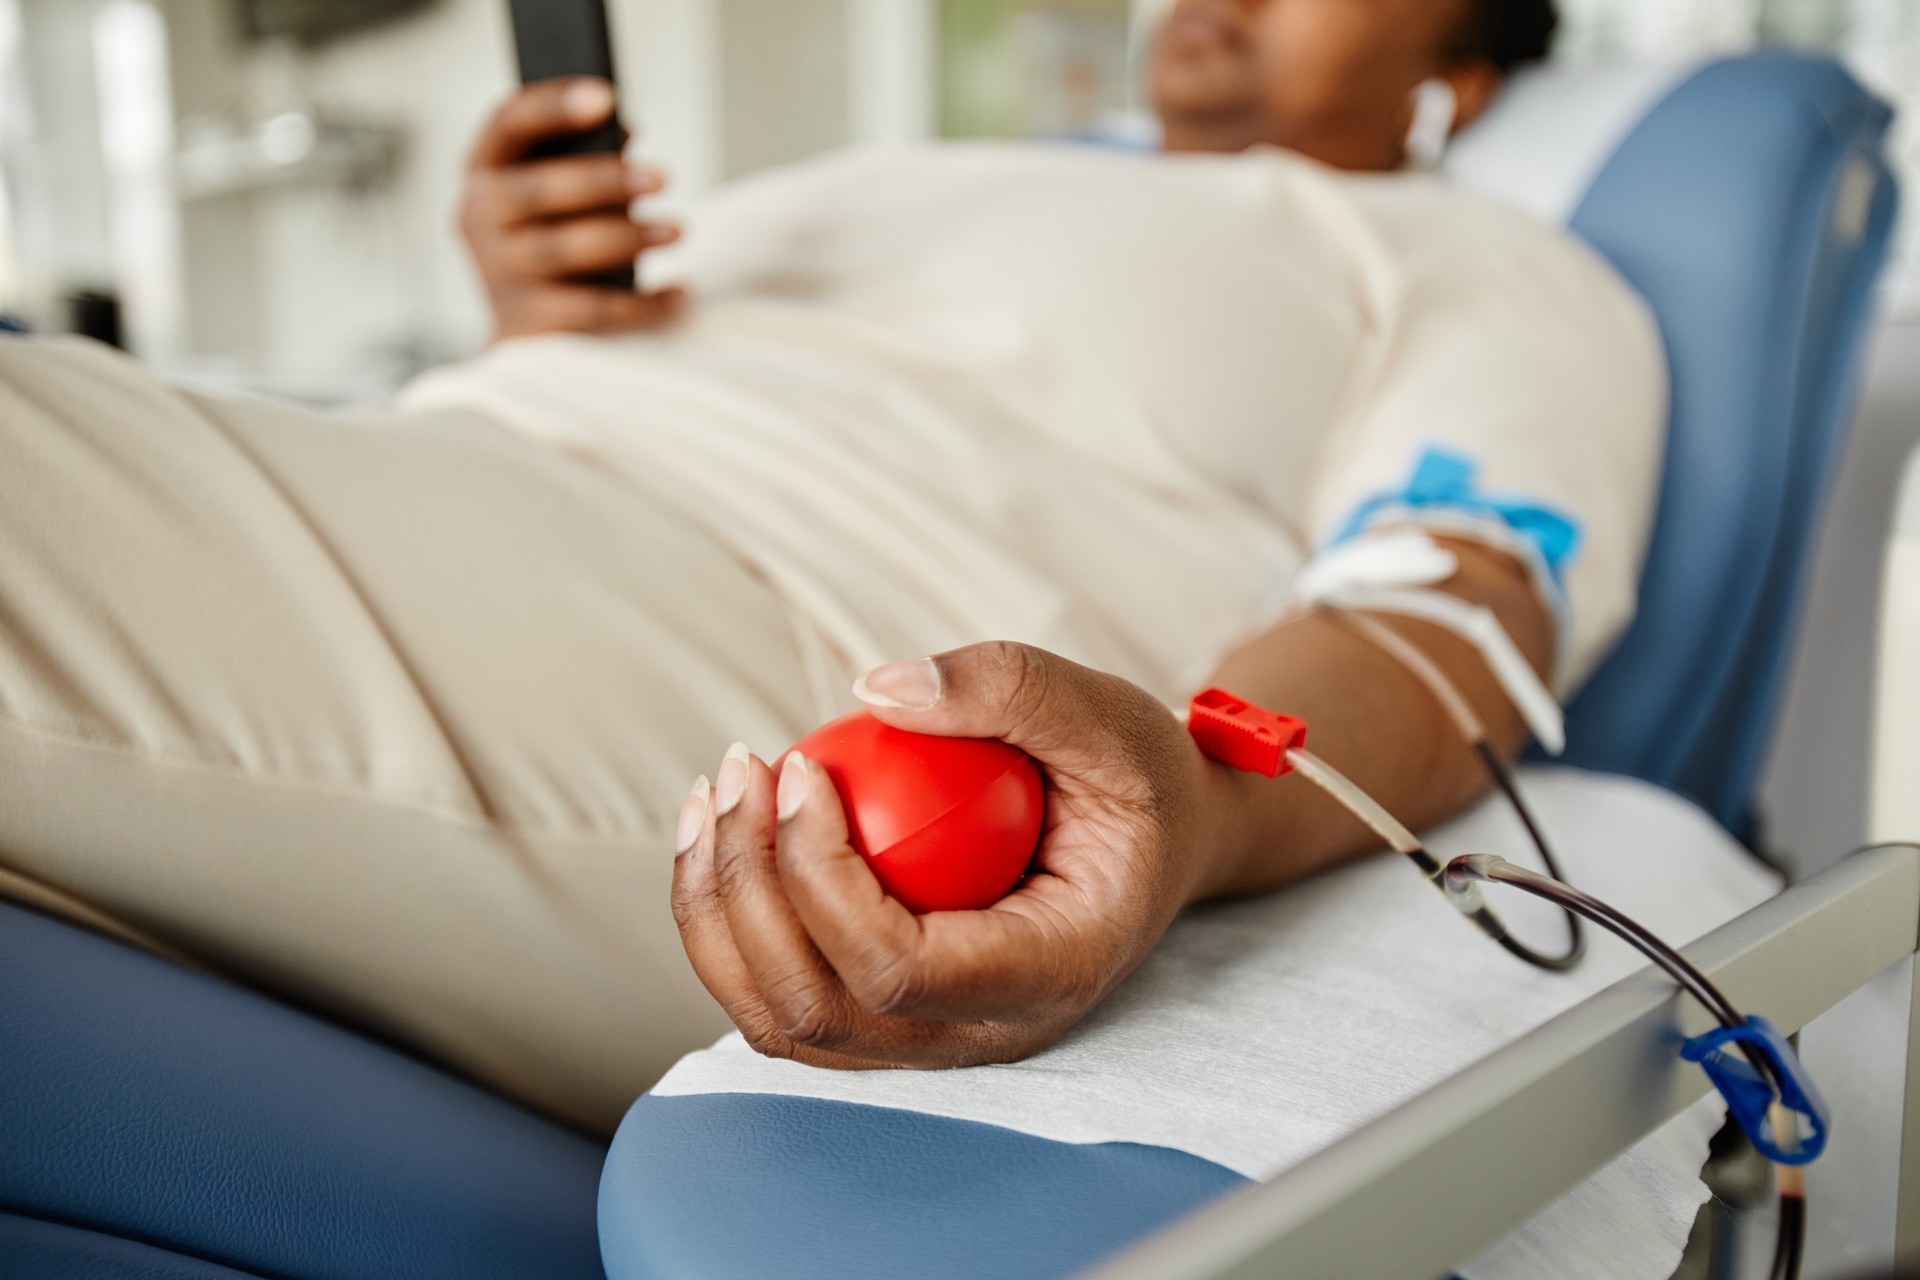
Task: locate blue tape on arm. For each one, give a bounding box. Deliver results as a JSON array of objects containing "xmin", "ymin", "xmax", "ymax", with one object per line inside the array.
[
  {"xmin": 1680, "ymin": 1016, "xmax": 1829, "ymax": 1166},
  {"xmin": 1327, "ymin": 445, "xmax": 1584, "ymax": 587}
]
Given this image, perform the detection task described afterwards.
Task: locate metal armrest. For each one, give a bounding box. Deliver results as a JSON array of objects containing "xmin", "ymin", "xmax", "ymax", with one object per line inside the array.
[{"xmin": 1093, "ymin": 846, "xmax": 1920, "ymax": 1280}]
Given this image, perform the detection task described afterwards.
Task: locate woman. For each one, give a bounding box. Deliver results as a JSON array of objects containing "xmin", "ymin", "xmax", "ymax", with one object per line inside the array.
[{"xmin": 0, "ymin": 0, "xmax": 1662, "ymax": 1134}]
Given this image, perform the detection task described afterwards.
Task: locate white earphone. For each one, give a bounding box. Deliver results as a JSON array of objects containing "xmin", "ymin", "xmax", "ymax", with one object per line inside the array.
[{"xmin": 1404, "ymin": 78, "xmax": 1458, "ymax": 170}]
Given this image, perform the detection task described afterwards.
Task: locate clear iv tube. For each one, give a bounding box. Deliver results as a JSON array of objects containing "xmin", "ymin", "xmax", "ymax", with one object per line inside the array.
[
  {"xmin": 1445, "ymin": 855, "xmax": 1746, "ymax": 1033},
  {"xmin": 1250, "ymin": 691, "xmax": 1844, "ymax": 1280},
  {"xmin": 1321, "ymin": 604, "xmax": 1586, "ymax": 970},
  {"xmin": 1285, "ymin": 748, "xmax": 1427, "ymax": 859},
  {"xmin": 1442, "ymin": 853, "xmax": 1806, "ymax": 1280},
  {"xmin": 1285, "ymin": 748, "xmax": 1476, "ymax": 906},
  {"xmin": 1283, "ymin": 746, "xmax": 1584, "ymax": 971}
]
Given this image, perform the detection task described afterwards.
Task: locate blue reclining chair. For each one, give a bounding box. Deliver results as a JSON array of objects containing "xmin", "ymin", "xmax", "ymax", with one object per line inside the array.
[
  {"xmin": 596, "ymin": 52, "xmax": 1902, "ymax": 1280},
  {"xmin": 0, "ymin": 50, "xmax": 1899, "ymax": 1280},
  {"xmin": 1555, "ymin": 54, "xmax": 1900, "ymax": 837}
]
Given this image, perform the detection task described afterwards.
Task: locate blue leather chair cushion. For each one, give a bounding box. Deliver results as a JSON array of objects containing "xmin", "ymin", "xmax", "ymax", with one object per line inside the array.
[
  {"xmin": 0, "ymin": 901, "xmax": 608, "ymax": 1280},
  {"xmin": 0, "ymin": 1213, "xmax": 267, "ymax": 1280},
  {"xmin": 1556, "ymin": 53, "xmax": 1900, "ymax": 832},
  {"xmin": 599, "ymin": 1093, "xmax": 1247, "ymax": 1280}
]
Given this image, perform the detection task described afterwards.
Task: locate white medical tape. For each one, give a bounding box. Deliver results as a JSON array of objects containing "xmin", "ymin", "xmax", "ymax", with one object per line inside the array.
[
  {"xmin": 1292, "ymin": 527, "xmax": 1458, "ymax": 600},
  {"xmin": 1325, "ymin": 511, "xmax": 1573, "ymax": 681},
  {"xmin": 1311, "ymin": 585, "xmax": 1566, "ymax": 756}
]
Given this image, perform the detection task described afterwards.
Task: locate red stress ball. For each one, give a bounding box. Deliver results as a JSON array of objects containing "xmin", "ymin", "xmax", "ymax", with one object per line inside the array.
[{"xmin": 781, "ymin": 710, "xmax": 1045, "ymax": 914}]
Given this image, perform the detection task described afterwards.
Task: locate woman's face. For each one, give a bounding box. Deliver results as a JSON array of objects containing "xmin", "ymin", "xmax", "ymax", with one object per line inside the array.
[{"xmin": 1150, "ymin": 0, "xmax": 1485, "ymax": 170}]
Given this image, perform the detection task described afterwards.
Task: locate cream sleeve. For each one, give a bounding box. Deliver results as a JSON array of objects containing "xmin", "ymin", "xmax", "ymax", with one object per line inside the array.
[{"xmin": 1304, "ymin": 186, "xmax": 1669, "ymax": 694}]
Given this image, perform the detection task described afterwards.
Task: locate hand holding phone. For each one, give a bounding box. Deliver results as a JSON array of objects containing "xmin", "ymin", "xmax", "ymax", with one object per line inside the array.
[
  {"xmin": 508, "ymin": 0, "xmax": 626, "ymax": 153},
  {"xmin": 506, "ymin": 0, "xmax": 636, "ymax": 289},
  {"xmin": 458, "ymin": 79, "xmax": 686, "ymax": 341}
]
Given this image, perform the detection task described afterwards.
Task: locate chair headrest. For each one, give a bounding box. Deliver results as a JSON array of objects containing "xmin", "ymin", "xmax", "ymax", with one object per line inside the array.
[{"xmin": 1443, "ymin": 58, "xmax": 1708, "ymax": 224}]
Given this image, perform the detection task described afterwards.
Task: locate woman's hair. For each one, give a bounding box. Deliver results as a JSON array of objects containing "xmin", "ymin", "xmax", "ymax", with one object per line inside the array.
[{"xmin": 1459, "ymin": 0, "xmax": 1560, "ymax": 73}]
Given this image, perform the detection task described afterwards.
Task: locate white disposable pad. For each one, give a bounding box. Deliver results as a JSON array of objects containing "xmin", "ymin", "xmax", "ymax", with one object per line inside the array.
[{"xmin": 656, "ymin": 768, "xmax": 1781, "ymax": 1280}]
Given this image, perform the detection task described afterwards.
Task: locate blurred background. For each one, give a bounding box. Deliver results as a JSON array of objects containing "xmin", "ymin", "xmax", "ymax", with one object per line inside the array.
[
  {"xmin": 0, "ymin": 0, "xmax": 1911, "ymax": 392},
  {"xmin": 0, "ymin": 0, "xmax": 1914, "ymax": 869}
]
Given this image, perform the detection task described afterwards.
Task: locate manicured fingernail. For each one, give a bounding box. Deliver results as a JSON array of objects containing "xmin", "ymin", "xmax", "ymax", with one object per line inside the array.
[
  {"xmin": 715, "ymin": 742, "xmax": 750, "ymax": 816},
  {"xmin": 674, "ymin": 775, "xmax": 710, "ymax": 854},
  {"xmin": 853, "ymin": 657, "xmax": 941, "ymax": 711},
  {"xmin": 625, "ymin": 166, "xmax": 658, "ymax": 196},
  {"xmin": 776, "ymin": 754, "xmax": 811, "ymax": 822},
  {"xmin": 564, "ymin": 79, "xmax": 615, "ymax": 121}
]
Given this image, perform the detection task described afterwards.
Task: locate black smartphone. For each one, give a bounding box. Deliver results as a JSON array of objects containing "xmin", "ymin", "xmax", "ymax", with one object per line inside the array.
[{"xmin": 506, "ymin": 0, "xmax": 636, "ymax": 289}]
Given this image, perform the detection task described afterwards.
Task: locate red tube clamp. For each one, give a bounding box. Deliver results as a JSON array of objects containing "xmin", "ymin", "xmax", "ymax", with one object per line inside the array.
[{"xmin": 1187, "ymin": 689, "xmax": 1309, "ymax": 778}]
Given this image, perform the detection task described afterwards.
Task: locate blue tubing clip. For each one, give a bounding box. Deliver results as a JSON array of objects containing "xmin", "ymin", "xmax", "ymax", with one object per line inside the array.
[{"xmin": 1680, "ymin": 1016, "xmax": 1829, "ymax": 1166}]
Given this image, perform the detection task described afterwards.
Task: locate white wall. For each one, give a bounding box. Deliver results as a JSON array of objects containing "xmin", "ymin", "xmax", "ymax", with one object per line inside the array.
[
  {"xmin": 141, "ymin": 0, "xmax": 730, "ymax": 390},
  {"xmin": 718, "ymin": 0, "xmax": 850, "ymax": 180},
  {"xmin": 1759, "ymin": 318, "xmax": 1920, "ymax": 872},
  {"xmin": 147, "ymin": 0, "xmax": 878, "ymax": 392},
  {"xmin": 241, "ymin": 0, "xmax": 508, "ymax": 386},
  {"xmin": 155, "ymin": 0, "xmax": 513, "ymax": 389},
  {"xmin": 11, "ymin": 0, "xmax": 119, "ymax": 307},
  {"xmin": 849, "ymin": 0, "xmax": 934, "ymax": 145}
]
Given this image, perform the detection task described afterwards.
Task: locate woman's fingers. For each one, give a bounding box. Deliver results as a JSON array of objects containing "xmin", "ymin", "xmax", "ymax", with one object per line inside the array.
[
  {"xmin": 711, "ymin": 751, "xmax": 869, "ymax": 1053},
  {"xmin": 772, "ymin": 764, "xmax": 1098, "ymax": 1022},
  {"xmin": 852, "ymin": 641, "xmax": 1213, "ymax": 910},
  {"xmin": 668, "ymin": 771, "xmax": 880, "ymax": 1069},
  {"xmin": 492, "ymin": 214, "xmax": 673, "ymax": 282},
  {"xmin": 712, "ymin": 753, "xmax": 971, "ymax": 1062},
  {"xmin": 768, "ymin": 760, "xmax": 930, "ymax": 1015},
  {"xmin": 499, "ymin": 283, "xmax": 688, "ymax": 340},
  {"xmin": 669, "ymin": 775, "xmax": 767, "ymax": 1026},
  {"xmin": 476, "ymin": 155, "xmax": 662, "ymax": 226},
  {"xmin": 672, "ymin": 644, "xmax": 1212, "ymax": 1070},
  {"xmin": 856, "ymin": 642, "xmax": 1168, "ymax": 797},
  {"xmin": 683, "ymin": 750, "xmax": 1029, "ymax": 1065},
  {"xmin": 467, "ymin": 77, "xmax": 617, "ymax": 170},
  {"xmin": 460, "ymin": 79, "xmax": 690, "ymax": 342}
]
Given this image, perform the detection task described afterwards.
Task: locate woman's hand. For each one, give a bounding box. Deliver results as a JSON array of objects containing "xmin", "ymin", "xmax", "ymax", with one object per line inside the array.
[
  {"xmin": 458, "ymin": 77, "xmax": 688, "ymax": 342},
  {"xmin": 670, "ymin": 641, "xmax": 1232, "ymax": 1068}
]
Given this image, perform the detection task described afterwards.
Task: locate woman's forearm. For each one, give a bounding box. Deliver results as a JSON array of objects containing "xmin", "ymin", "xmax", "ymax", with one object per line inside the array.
[{"xmin": 1188, "ymin": 536, "xmax": 1555, "ymax": 904}]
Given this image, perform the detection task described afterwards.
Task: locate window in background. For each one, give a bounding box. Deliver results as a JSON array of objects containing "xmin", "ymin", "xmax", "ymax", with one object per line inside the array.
[
  {"xmin": 236, "ymin": 0, "xmax": 435, "ymax": 44},
  {"xmin": 0, "ymin": 174, "xmax": 13, "ymax": 321},
  {"xmin": 92, "ymin": 0, "xmax": 182, "ymax": 360},
  {"xmin": 1761, "ymin": 0, "xmax": 1854, "ymax": 44},
  {"xmin": 1836, "ymin": 0, "xmax": 1920, "ymax": 304},
  {"xmin": 849, "ymin": 0, "xmax": 936, "ymax": 146},
  {"xmin": 718, "ymin": 0, "xmax": 851, "ymax": 179},
  {"xmin": 0, "ymin": 0, "xmax": 35, "ymax": 322},
  {"xmin": 0, "ymin": 0, "xmax": 17, "ymax": 317},
  {"xmin": 1555, "ymin": 0, "xmax": 1759, "ymax": 58},
  {"xmin": 1557, "ymin": 0, "xmax": 1920, "ymax": 302},
  {"xmin": 937, "ymin": 0, "xmax": 1133, "ymax": 140}
]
